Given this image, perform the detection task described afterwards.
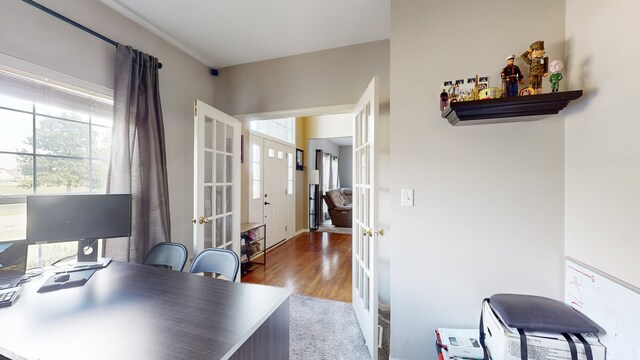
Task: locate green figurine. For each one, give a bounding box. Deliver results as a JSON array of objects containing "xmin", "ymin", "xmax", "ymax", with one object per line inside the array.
[
  {"xmin": 549, "ymin": 60, "xmax": 564, "ymax": 93},
  {"xmin": 521, "ymin": 41, "xmax": 549, "ymax": 94}
]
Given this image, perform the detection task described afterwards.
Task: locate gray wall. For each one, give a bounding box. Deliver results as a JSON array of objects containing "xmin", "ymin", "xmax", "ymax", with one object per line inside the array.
[
  {"xmin": 308, "ymin": 139, "xmax": 339, "ymax": 175},
  {"xmin": 338, "ymin": 145, "xmax": 353, "ymax": 188},
  {"xmin": 565, "ymin": 0, "xmax": 640, "ymax": 287},
  {"xmin": 390, "ymin": 1, "xmax": 566, "ymax": 358},
  {"xmin": 0, "ymin": 0, "xmax": 213, "ymax": 260},
  {"xmin": 212, "ymin": 40, "xmax": 390, "ymax": 115}
]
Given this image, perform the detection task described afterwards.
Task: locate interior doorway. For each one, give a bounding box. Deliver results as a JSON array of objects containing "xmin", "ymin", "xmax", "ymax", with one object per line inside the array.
[
  {"xmin": 308, "ymin": 136, "xmax": 353, "ymax": 231},
  {"xmin": 237, "ymin": 76, "xmax": 388, "ymax": 359},
  {"xmin": 238, "ymin": 79, "xmax": 385, "ymax": 360}
]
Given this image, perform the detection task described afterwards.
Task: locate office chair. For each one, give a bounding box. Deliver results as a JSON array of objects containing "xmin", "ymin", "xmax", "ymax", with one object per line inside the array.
[
  {"xmin": 189, "ymin": 248, "xmax": 240, "ymax": 281},
  {"xmin": 143, "ymin": 242, "xmax": 188, "ymax": 272}
]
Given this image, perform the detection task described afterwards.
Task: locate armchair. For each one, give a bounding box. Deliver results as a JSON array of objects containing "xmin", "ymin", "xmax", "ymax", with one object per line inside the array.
[{"xmin": 323, "ymin": 188, "xmax": 352, "ymax": 228}]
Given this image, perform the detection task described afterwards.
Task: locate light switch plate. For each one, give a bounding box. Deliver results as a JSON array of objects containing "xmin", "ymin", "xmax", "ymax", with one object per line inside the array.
[{"xmin": 401, "ymin": 189, "xmax": 414, "ymax": 207}]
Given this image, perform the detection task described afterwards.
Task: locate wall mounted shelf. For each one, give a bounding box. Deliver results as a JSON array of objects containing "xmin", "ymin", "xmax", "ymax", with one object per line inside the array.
[{"xmin": 441, "ymin": 90, "xmax": 583, "ymax": 126}]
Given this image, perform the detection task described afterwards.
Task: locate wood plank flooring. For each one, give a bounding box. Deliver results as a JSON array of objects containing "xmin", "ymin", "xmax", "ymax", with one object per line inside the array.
[{"xmin": 242, "ymin": 231, "xmax": 352, "ymax": 302}]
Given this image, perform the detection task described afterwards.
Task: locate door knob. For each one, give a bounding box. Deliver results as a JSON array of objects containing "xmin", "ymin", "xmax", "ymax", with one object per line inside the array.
[
  {"xmin": 265, "ymin": 201, "xmax": 271, "ymax": 206},
  {"xmin": 191, "ymin": 218, "xmax": 197, "ymax": 224},
  {"xmin": 198, "ymin": 216, "xmax": 209, "ymax": 224},
  {"xmin": 362, "ymin": 228, "xmax": 373, "ymax": 237},
  {"xmin": 374, "ymin": 229, "xmax": 385, "ymax": 237}
]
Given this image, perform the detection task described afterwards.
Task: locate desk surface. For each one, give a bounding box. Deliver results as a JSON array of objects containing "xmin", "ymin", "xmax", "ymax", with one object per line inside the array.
[{"xmin": 0, "ymin": 261, "xmax": 290, "ymax": 360}]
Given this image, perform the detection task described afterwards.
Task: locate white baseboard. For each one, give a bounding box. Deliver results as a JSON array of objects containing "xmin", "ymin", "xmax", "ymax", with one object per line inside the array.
[{"xmin": 265, "ymin": 229, "xmax": 310, "ymax": 253}]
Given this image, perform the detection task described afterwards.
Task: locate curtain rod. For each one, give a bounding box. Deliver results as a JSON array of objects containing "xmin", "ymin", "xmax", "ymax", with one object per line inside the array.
[{"xmin": 22, "ymin": 0, "xmax": 163, "ymax": 69}]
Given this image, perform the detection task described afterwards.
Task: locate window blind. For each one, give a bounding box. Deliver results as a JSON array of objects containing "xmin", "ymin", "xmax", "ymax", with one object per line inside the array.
[{"xmin": 0, "ymin": 69, "xmax": 112, "ymax": 119}]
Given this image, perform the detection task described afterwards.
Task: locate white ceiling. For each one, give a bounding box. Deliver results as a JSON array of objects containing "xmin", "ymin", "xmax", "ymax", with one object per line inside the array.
[{"xmin": 101, "ymin": 0, "xmax": 390, "ymax": 68}]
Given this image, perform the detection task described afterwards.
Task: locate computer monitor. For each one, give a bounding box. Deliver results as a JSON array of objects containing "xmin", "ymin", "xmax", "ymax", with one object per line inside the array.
[{"xmin": 26, "ymin": 194, "xmax": 132, "ymax": 264}]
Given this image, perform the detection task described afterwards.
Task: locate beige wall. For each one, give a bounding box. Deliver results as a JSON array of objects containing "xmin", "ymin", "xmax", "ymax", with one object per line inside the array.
[
  {"xmin": 305, "ymin": 113, "xmax": 353, "ymax": 139},
  {"xmin": 390, "ymin": 1, "xmax": 566, "ymax": 359},
  {"xmin": 0, "ymin": 0, "xmax": 213, "ymax": 260},
  {"xmin": 565, "ymin": 0, "xmax": 640, "ymax": 287}
]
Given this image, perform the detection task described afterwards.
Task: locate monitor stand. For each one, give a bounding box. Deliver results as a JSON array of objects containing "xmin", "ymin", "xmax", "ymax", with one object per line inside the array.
[
  {"xmin": 77, "ymin": 238, "xmax": 99, "ymax": 263},
  {"xmin": 61, "ymin": 239, "xmax": 112, "ymax": 272}
]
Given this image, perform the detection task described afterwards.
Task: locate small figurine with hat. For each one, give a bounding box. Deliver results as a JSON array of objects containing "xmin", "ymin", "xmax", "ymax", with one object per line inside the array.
[
  {"xmin": 501, "ymin": 54, "xmax": 524, "ymax": 97},
  {"xmin": 521, "ymin": 40, "xmax": 549, "ymax": 94},
  {"xmin": 549, "ymin": 60, "xmax": 564, "ymax": 93}
]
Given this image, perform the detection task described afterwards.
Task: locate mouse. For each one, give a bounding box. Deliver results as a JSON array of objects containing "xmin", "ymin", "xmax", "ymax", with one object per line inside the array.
[{"xmin": 53, "ymin": 273, "xmax": 70, "ymax": 283}]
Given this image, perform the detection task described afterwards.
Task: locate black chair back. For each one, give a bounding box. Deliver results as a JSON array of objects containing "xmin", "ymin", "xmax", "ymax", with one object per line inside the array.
[{"xmin": 189, "ymin": 248, "xmax": 239, "ymax": 281}]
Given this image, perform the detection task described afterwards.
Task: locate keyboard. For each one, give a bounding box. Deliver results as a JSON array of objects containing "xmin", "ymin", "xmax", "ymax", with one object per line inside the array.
[{"xmin": 0, "ymin": 286, "xmax": 21, "ymax": 308}]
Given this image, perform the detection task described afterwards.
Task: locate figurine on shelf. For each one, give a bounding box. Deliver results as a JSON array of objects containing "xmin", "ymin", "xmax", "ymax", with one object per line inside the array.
[
  {"xmin": 448, "ymin": 82, "xmax": 460, "ymax": 103},
  {"xmin": 521, "ymin": 41, "xmax": 549, "ymax": 94},
  {"xmin": 440, "ymin": 89, "xmax": 449, "ymax": 111},
  {"xmin": 500, "ymin": 55, "xmax": 524, "ymax": 97},
  {"xmin": 549, "ymin": 60, "xmax": 564, "ymax": 93}
]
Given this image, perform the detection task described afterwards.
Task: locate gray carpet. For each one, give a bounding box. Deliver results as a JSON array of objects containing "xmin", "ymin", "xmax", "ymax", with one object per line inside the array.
[
  {"xmin": 316, "ymin": 224, "xmax": 353, "ymax": 234},
  {"xmin": 290, "ymin": 295, "xmax": 371, "ymax": 360},
  {"xmin": 378, "ymin": 308, "xmax": 390, "ymax": 360}
]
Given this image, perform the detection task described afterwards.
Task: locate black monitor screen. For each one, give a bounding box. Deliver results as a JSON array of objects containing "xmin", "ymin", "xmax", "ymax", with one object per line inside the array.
[{"xmin": 27, "ymin": 194, "xmax": 132, "ymax": 244}]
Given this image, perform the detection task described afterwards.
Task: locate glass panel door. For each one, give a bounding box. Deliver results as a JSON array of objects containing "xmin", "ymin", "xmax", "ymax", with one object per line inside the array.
[
  {"xmin": 193, "ymin": 100, "xmax": 241, "ymax": 278},
  {"xmin": 352, "ymin": 77, "xmax": 380, "ymax": 359}
]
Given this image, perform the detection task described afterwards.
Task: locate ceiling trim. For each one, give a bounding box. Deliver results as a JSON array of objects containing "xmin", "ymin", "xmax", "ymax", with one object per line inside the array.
[
  {"xmin": 100, "ymin": 0, "xmax": 210, "ymax": 66},
  {"xmin": 234, "ymin": 104, "xmax": 355, "ymax": 122}
]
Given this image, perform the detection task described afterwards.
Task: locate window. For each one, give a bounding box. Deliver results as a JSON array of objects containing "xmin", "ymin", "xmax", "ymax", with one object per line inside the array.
[
  {"xmin": 287, "ymin": 152, "xmax": 293, "ymax": 195},
  {"xmin": 251, "ymin": 144, "xmax": 261, "ymax": 200},
  {"xmin": 0, "ymin": 65, "xmax": 113, "ymax": 269},
  {"xmin": 250, "ymin": 118, "xmax": 295, "ymax": 144}
]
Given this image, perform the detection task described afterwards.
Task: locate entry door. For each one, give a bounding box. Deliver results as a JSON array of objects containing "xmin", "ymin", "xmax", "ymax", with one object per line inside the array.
[
  {"xmin": 352, "ymin": 77, "xmax": 381, "ymax": 358},
  {"xmin": 193, "ymin": 100, "xmax": 241, "ymax": 276},
  {"xmin": 263, "ymin": 139, "xmax": 290, "ymax": 248}
]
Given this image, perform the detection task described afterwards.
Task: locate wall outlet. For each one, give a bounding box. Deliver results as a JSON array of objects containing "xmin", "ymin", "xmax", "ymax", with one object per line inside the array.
[{"xmin": 401, "ymin": 189, "xmax": 414, "ymax": 207}]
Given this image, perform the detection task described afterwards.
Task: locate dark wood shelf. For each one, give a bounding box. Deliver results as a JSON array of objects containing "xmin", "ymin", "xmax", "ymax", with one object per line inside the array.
[{"xmin": 441, "ymin": 90, "xmax": 583, "ymax": 126}]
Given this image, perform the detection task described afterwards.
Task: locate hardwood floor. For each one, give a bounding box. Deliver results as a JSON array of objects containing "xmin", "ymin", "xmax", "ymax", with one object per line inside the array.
[{"xmin": 242, "ymin": 231, "xmax": 352, "ymax": 302}]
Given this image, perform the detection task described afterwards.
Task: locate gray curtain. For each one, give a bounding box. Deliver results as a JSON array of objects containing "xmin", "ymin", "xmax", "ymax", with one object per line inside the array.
[{"xmin": 105, "ymin": 44, "xmax": 171, "ymax": 263}]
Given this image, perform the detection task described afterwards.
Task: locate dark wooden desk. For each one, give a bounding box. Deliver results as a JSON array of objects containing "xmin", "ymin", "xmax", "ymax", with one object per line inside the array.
[{"xmin": 0, "ymin": 261, "xmax": 290, "ymax": 360}]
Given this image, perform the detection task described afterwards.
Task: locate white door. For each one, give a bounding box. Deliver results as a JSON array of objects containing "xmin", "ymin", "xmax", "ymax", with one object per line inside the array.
[
  {"xmin": 263, "ymin": 139, "xmax": 291, "ymax": 248},
  {"xmin": 352, "ymin": 77, "xmax": 381, "ymax": 358},
  {"xmin": 192, "ymin": 99, "xmax": 241, "ymax": 277}
]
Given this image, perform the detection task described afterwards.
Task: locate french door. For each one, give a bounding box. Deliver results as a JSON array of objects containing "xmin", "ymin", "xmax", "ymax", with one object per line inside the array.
[
  {"xmin": 352, "ymin": 77, "xmax": 382, "ymax": 359},
  {"xmin": 192, "ymin": 99, "xmax": 241, "ymax": 278}
]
